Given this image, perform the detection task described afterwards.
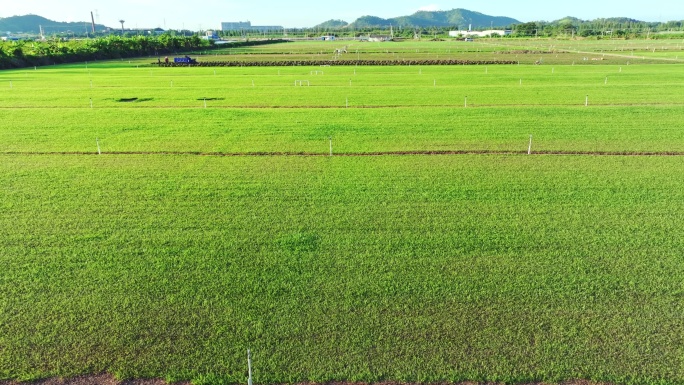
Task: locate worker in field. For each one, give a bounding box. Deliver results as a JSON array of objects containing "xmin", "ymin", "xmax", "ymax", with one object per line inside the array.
[{"xmin": 164, "ymin": 56, "xmax": 169, "ymax": 64}]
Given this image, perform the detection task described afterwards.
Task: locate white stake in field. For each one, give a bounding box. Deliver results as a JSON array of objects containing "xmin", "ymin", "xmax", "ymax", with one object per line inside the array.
[
  {"xmin": 247, "ymin": 350, "xmax": 253, "ymax": 385},
  {"xmin": 528, "ymin": 135, "xmax": 532, "ymax": 155}
]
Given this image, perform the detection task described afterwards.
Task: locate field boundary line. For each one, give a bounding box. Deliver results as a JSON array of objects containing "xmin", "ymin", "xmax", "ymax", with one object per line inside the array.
[
  {"xmin": 564, "ymin": 49, "xmax": 684, "ymax": 62},
  {"xmin": 3, "ymin": 102, "xmax": 684, "ymax": 110},
  {"xmin": 4, "ymin": 150, "xmax": 684, "ymax": 157},
  {"xmin": 477, "ymin": 41, "xmax": 684, "ymax": 63}
]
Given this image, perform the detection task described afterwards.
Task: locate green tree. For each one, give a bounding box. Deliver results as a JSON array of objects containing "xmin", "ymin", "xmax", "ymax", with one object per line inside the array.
[{"xmin": 515, "ymin": 22, "xmax": 538, "ymax": 36}]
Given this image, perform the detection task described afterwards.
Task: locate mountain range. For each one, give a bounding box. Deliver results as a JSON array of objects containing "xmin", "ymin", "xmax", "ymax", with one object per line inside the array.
[
  {"xmin": 315, "ymin": 9, "xmax": 520, "ymax": 29},
  {"xmin": 1, "ymin": 11, "xmax": 668, "ymax": 35},
  {"xmin": 0, "ymin": 10, "xmax": 522, "ymax": 34},
  {"xmin": 0, "ymin": 14, "xmax": 109, "ymax": 35}
]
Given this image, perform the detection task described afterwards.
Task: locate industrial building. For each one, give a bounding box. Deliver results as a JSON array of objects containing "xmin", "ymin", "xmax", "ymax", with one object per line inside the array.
[{"xmin": 221, "ymin": 21, "xmax": 283, "ymax": 32}]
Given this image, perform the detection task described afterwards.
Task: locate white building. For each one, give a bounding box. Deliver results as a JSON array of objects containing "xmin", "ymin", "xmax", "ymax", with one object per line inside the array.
[
  {"xmin": 368, "ymin": 34, "xmax": 392, "ymax": 42},
  {"xmin": 449, "ymin": 29, "xmax": 511, "ymax": 38}
]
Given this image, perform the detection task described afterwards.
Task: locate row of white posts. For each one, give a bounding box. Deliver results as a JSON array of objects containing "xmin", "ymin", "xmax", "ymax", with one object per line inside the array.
[
  {"xmin": 90, "ymin": 136, "xmax": 537, "ymax": 156},
  {"xmin": 9, "ymin": 66, "xmax": 624, "ymax": 91}
]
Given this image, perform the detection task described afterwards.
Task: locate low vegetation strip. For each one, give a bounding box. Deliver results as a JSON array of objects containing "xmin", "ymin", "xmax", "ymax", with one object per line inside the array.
[
  {"xmin": 156, "ymin": 59, "xmax": 519, "ymax": 67},
  {"xmin": 5, "ymin": 150, "xmax": 684, "ymax": 157}
]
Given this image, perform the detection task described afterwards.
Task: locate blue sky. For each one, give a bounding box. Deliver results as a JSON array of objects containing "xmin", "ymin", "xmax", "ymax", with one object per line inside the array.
[{"xmin": 1, "ymin": 0, "xmax": 682, "ymax": 30}]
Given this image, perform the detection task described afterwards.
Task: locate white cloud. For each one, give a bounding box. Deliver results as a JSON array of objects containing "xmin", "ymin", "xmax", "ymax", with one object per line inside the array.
[{"xmin": 418, "ymin": 4, "xmax": 440, "ymax": 11}]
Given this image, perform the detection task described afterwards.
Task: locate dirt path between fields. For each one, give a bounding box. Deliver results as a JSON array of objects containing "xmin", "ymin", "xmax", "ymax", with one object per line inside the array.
[
  {"xmin": 563, "ymin": 50, "xmax": 683, "ymax": 62},
  {"xmin": 0, "ymin": 374, "xmax": 181, "ymax": 385},
  {"xmin": 477, "ymin": 41, "xmax": 684, "ymax": 63}
]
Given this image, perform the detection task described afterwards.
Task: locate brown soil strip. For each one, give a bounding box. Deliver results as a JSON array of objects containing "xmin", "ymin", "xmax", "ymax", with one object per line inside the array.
[
  {"xmin": 0, "ymin": 376, "xmax": 618, "ymax": 385},
  {"xmin": 2, "ymin": 150, "xmax": 684, "ymax": 157},
  {"xmin": 155, "ymin": 59, "xmax": 519, "ymax": 67},
  {"xmin": 0, "ymin": 373, "xmax": 187, "ymax": 385}
]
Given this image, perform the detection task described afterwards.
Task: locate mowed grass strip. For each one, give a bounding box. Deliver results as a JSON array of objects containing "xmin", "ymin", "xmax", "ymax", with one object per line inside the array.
[
  {"xmin": 0, "ymin": 154, "xmax": 683, "ymax": 384},
  {"xmin": 1, "ymin": 64, "xmax": 682, "ymax": 108},
  {"xmin": 0, "ymin": 62, "xmax": 683, "ymax": 155},
  {"xmin": 1, "ymin": 106, "xmax": 683, "ymax": 154}
]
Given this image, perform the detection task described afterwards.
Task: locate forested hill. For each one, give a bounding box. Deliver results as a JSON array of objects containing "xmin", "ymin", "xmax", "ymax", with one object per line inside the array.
[
  {"xmin": 0, "ymin": 14, "xmax": 110, "ymax": 34},
  {"xmin": 345, "ymin": 8, "xmax": 520, "ymax": 28}
]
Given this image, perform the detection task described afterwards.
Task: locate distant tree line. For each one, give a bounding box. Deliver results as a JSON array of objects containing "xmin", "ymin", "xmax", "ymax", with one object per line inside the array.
[
  {"xmin": 514, "ymin": 19, "xmax": 684, "ymax": 38},
  {"xmin": 279, "ymin": 19, "xmax": 684, "ymax": 40},
  {"xmin": 0, "ymin": 34, "xmax": 213, "ymax": 69},
  {"xmin": 2, "ymin": 19, "xmax": 683, "ymax": 69}
]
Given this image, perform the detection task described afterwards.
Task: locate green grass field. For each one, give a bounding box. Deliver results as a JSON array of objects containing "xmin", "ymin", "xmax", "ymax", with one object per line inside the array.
[{"xmin": 0, "ymin": 40, "xmax": 683, "ymax": 385}]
